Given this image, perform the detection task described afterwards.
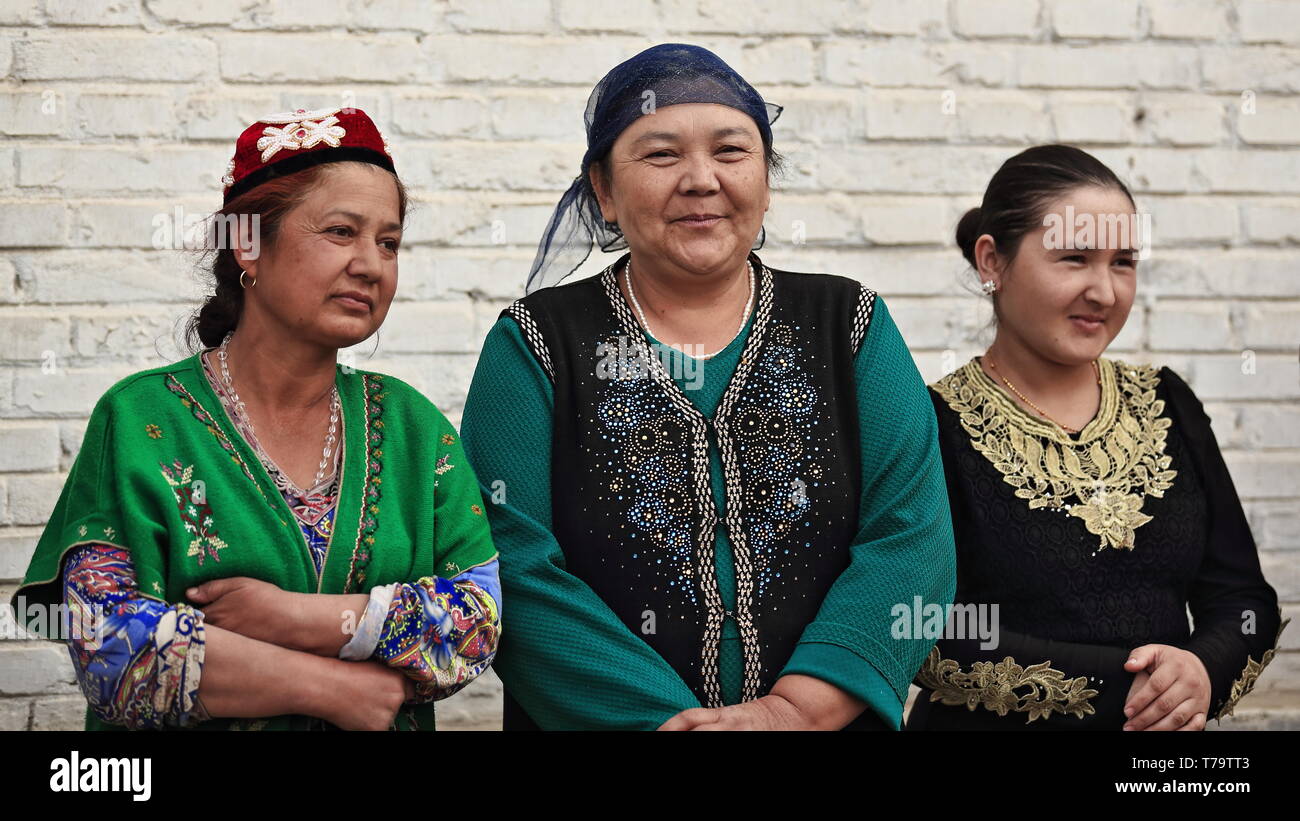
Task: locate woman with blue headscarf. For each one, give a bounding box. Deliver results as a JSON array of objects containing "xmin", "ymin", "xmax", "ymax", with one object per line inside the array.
[{"xmin": 461, "ymin": 43, "xmax": 956, "ymax": 730}]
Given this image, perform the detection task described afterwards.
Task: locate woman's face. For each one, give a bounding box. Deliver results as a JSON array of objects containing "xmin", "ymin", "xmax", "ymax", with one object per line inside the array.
[
  {"xmin": 238, "ymin": 162, "xmax": 402, "ymax": 349},
  {"xmin": 980, "ymin": 185, "xmax": 1139, "ymax": 365},
  {"xmin": 592, "ymin": 102, "xmax": 770, "ymax": 276}
]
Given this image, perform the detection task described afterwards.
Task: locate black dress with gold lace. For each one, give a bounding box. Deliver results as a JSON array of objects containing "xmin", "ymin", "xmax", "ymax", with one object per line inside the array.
[{"xmin": 906, "ymin": 357, "xmax": 1285, "ymax": 730}]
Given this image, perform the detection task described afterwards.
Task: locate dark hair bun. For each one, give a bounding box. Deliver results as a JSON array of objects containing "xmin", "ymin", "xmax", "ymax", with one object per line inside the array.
[
  {"xmin": 955, "ymin": 206, "xmax": 983, "ymax": 268},
  {"xmin": 953, "ymin": 145, "xmax": 1135, "ymax": 277}
]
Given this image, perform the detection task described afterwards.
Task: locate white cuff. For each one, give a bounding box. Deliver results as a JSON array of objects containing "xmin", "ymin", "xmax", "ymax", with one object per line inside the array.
[{"xmin": 338, "ymin": 583, "xmax": 398, "ymax": 661}]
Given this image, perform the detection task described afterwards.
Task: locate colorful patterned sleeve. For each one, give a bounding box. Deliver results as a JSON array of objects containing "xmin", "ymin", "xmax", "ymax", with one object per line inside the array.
[
  {"xmin": 61, "ymin": 543, "xmax": 207, "ymax": 730},
  {"xmin": 337, "ymin": 415, "xmax": 502, "ymax": 702},
  {"xmin": 364, "ymin": 559, "xmax": 502, "ymax": 702}
]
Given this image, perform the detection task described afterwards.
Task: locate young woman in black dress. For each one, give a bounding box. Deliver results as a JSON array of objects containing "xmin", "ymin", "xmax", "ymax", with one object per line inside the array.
[{"xmin": 907, "ymin": 145, "xmax": 1286, "ymax": 731}]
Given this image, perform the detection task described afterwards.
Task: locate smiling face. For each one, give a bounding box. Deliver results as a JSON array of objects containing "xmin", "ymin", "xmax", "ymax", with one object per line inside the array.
[
  {"xmin": 590, "ymin": 102, "xmax": 770, "ymax": 276},
  {"xmin": 236, "ymin": 162, "xmax": 402, "ymax": 349},
  {"xmin": 978, "ymin": 185, "xmax": 1140, "ymax": 365}
]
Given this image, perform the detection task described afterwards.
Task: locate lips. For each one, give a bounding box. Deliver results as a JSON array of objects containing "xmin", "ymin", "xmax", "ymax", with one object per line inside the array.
[
  {"xmin": 674, "ymin": 213, "xmax": 724, "ymax": 225},
  {"xmin": 332, "ymin": 291, "xmax": 373, "ymax": 311},
  {"xmin": 1070, "ymin": 314, "xmax": 1106, "ymax": 332}
]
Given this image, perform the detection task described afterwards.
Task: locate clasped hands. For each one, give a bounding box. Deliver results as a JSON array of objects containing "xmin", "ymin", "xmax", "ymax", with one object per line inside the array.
[
  {"xmin": 657, "ymin": 673, "xmax": 865, "ymax": 731},
  {"xmin": 1121, "ymin": 644, "xmax": 1211, "ymax": 731}
]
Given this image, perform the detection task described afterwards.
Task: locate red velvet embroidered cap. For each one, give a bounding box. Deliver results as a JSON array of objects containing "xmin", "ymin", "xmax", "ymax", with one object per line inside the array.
[{"xmin": 221, "ymin": 106, "xmax": 395, "ymax": 204}]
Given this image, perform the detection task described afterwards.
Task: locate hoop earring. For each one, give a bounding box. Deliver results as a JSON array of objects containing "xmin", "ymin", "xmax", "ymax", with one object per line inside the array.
[
  {"xmin": 980, "ymin": 279, "xmax": 998, "ymax": 295},
  {"xmin": 239, "ymin": 270, "xmax": 256, "ymax": 289}
]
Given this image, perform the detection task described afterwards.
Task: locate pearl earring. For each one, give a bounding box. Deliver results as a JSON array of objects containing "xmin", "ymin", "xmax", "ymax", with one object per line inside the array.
[{"xmin": 981, "ymin": 279, "xmax": 998, "ymax": 295}]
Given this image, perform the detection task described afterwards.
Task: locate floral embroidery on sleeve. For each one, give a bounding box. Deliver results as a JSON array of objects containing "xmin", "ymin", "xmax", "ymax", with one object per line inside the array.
[
  {"xmin": 372, "ymin": 558, "xmax": 501, "ymax": 702},
  {"xmin": 62, "ymin": 544, "xmax": 207, "ymax": 730}
]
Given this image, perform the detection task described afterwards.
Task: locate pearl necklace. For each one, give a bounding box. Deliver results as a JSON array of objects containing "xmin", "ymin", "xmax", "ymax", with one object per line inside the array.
[
  {"xmin": 218, "ymin": 331, "xmax": 339, "ymax": 489},
  {"xmin": 624, "ymin": 257, "xmax": 755, "ymax": 360},
  {"xmin": 986, "ymin": 355, "xmax": 1101, "ymax": 435}
]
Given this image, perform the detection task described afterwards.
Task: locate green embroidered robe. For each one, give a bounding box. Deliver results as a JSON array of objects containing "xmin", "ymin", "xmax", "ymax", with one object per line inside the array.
[{"xmin": 13, "ymin": 352, "xmax": 498, "ymax": 731}]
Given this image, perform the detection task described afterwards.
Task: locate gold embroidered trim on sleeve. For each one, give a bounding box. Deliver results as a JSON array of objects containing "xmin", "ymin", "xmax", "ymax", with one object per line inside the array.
[
  {"xmin": 930, "ymin": 358, "xmax": 1176, "ymax": 552},
  {"xmin": 1214, "ymin": 617, "xmax": 1291, "ymax": 722},
  {"xmin": 916, "ymin": 645, "xmax": 1100, "ymax": 723}
]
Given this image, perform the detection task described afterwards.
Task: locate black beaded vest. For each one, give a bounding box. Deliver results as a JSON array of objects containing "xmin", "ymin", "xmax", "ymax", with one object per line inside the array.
[{"xmin": 502, "ymin": 253, "xmax": 877, "ymax": 713}]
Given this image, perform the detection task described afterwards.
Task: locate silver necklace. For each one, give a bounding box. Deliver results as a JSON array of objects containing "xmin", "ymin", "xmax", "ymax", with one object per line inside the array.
[
  {"xmin": 218, "ymin": 331, "xmax": 339, "ymax": 489},
  {"xmin": 625, "ymin": 257, "xmax": 755, "ymax": 360}
]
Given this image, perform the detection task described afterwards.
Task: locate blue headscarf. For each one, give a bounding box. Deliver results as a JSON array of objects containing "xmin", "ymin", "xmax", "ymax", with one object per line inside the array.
[{"xmin": 526, "ymin": 43, "xmax": 783, "ymax": 292}]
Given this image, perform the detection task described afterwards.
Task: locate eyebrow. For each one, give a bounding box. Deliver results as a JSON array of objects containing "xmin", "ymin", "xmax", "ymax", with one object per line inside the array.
[
  {"xmin": 321, "ymin": 209, "xmax": 402, "ymax": 233},
  {"xmin": 630, "ymin": 126, "xmax": 756, "ymax": 145},
  {"xmin": 1057, "ymin": 246, "xmax": 1137, "ymax": 253}
]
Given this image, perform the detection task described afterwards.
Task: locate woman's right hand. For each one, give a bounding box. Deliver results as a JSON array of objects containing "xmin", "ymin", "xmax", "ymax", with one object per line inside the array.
[
  {"xmin": 320, "ymin": 661, "xmax": 415, "ymax": 731},
  {"xmin": 1122, "ymin": 644, "xmax": 1211, "ymax": 731}
]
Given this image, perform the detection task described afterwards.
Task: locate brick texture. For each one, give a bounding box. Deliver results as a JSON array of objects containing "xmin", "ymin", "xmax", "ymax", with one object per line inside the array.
[{"xmin": 0, "ymin": 0, "xmax": 1296, "ymax": 732}]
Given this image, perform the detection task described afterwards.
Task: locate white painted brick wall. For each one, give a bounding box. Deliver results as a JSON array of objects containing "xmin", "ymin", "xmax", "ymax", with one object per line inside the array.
[
  {"xmin": 1147, "ymin": 0, "xmax": 1232, "ymax": 39},
  {"xmin": 1, "ymin": 0, "xmax": 1296, "ymax": 732}
]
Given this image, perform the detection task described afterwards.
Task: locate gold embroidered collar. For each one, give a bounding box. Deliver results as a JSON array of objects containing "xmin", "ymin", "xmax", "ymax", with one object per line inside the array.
[{"xmin": 932, "ymin": 357, "xmax": 1177, "ymax": 552}]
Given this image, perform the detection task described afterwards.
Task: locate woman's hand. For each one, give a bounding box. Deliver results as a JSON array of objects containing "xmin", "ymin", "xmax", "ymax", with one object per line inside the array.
[
  {"xmin": 657, "ymin": 696, "xmax": 809, "ymax": 731},
  {"xmin": 1122, "ymin": 644, "xmax": 1211, "ymax": 731},
  {"xmin": 316, "ymin": 661, "xmax": 415, "ymax": 732},
  {"xmin": 197, "ymin": 624, "xmax": 414, "ymax": 730},
  {"xmin": 657, "ymin": 674, "xmax": 865, "ymax": 730},
  {"xmin": 187, "ymin": 577, "xmax": 304, "ymax": 649},
  {"xmin": 188, "ymin": 578, "xmax": 368, "ymax": 656}
]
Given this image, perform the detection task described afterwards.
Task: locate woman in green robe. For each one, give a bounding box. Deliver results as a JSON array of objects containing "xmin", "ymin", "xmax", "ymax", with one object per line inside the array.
[{"xmin": 11, "ymin": 107, "xmax": 500, "ymax": 731}]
